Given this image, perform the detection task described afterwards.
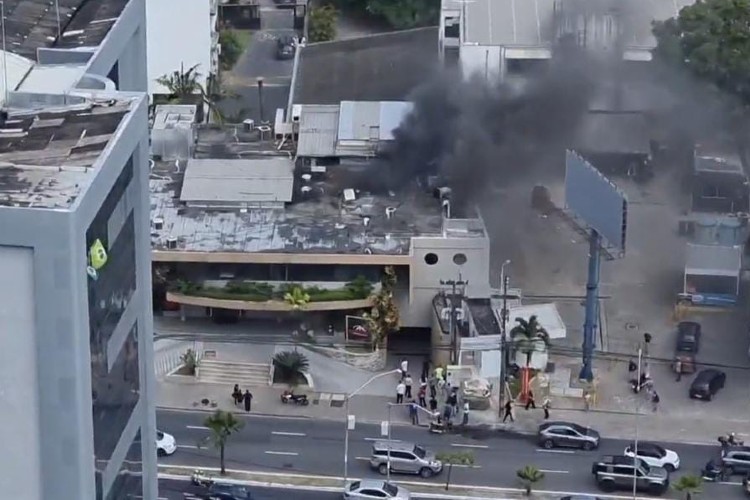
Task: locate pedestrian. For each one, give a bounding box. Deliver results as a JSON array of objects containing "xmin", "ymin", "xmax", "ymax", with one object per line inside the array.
[
  {"xmin": 409, "ymin": 399, "xmax": 419, "ymax": 425},
  {"xmin": 400, "ymin": 358, "xmax": 409, "ymax": 378},
  {"xmin": 429, "ymin": 396, "xmax": 438, "ymax": 412},
  {"xmin": 462, "ymin": 401, "xmax": 470, "ymax": 426},
  {"xmin": 232, "ymin": 384, "xmax": 242, "ymax": 405},
  {"xmin": 428, "ymin": 376, "xmax": 437, "ymax": 399},
  {"xmin": 584, "ymin": 392, "xmax": 592, "ymax": 411},
  {"xmin": 418, "ymin": 384, "xmax": 427, "ymax": 407},
  {"xmin": 396, "ymin": 380, "xmax": 406, "ymax": 404},
  {"xmin": 628, "ymin": 359, "xmax": 637, "ymax": 373},
  {"xmin": 674, "ymin": 360, "xmax": 682, "ymax": 382},
  {"xmin": 447, "ymin": 390, "xmax": 458, "ymax": 416},
  {"xmin": 525, "ymin": 390, "xmax": 536, "ymax": 410},
  {"xmin": 421, "ymin": 359, "xmax": 430, "ymax": 380},
  {"xmin": 651, "ymin": 391, "xmax": 660, "ymax": 412},
  {"xmin": 502, "ymin": 400, "xmax": 514, "ymax": 423},
  {"xmin": 404, "ymin": 374, "xmax": 413, "ymax": 398},
  {"xmin": 243, "ymin": 390, "xmax": 253, "ymax": 412},
  {"xmin": 542, "ymin": 397, "xmax": 551, "ymax": 420},
  {"xmin": 434, "ymin": 366, "xmax": 444, "ymax": 382}
]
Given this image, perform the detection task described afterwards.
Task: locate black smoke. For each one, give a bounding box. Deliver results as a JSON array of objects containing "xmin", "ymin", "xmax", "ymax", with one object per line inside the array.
[{"xmin": 382, "ymin": 47, "xmax": 598, "ymax": 208}]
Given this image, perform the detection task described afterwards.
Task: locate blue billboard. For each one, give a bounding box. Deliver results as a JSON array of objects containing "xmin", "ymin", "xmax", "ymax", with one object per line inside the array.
[{"xmin": 565, "ymin": 150, "xmax": 628, "ymax": 253}]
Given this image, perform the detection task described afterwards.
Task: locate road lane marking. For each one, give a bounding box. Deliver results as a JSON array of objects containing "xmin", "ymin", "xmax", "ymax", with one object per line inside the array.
[
  {"xmin": 265, "ymin": 451, "xmax": 299, "ymax": 456},
  {"xmin": 451, "ymin": 443, "xmax": 488, "ymax": 449},
  {"xmin": 538, "ymin": 469, "xmax": 569, "ymax": 474},
  {"xmin": 719, "ymin": 481, "xmax": 743, "ymax": 485},
  {"xmin": 272, "ymin": 431, "xmax": 306, "ymax": 437},
  {"xmin": 177, "ymin": 445, "xmax": 200, "ymax": 449},
  {"xmin": 365, "ymin": 437, "xmax": 401, "ymax": 442},
  {"xmin": 354, "ymin": 457, "xmax": 481, "ymax": 469},
  {"xmin": 536, "ymin": 449, "xmax": 575, "ymax": 454},
  {"xmin": 186, "ymin": 425, "xmax": 209, "ymax": 430}
]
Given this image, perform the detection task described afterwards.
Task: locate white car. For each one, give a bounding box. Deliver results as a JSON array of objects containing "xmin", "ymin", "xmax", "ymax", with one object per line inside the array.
[
  {"xmin": 157, "ymin": 430, "xmax": 176, "ymax": 456},
  {"xmin": 344, "ymin": 480, "xmax": 411, "ymax": 499},
  {"xmin": 624, "ymin": 442, "xmax": 680, "ymax": 471}
]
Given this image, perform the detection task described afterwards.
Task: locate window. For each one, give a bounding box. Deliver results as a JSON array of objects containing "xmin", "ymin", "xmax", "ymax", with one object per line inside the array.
[
  {"xmin": 361, "ymin": 491, "xmax": 387, "ymax": 498},
  {"xmin": 413, "ymin": 446, "xmax": 426, "ymax": 459},
  {"xmin": 391, "ymin": 451, "xmax": 414, "ymax": 460},
  {"xmin": 382, "ymin": 483, "xmax": 398, "ymax": 496},
  {"xmin": 424, "ymin": 253, "xmax": 439, "ymax": 265}
]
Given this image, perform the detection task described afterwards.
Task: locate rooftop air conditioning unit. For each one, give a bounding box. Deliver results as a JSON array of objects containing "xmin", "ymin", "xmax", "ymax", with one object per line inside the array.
[
  {"xmin": 166, "ymin": 237, "xmax": 178, "ymax": 249},
  {"xmin": 153, "ymin": 217, "xmax": 164, "ymax": 230},
  {"xmin": 292, "ymin": 104, "xmax": 302, "ymax": 122}
]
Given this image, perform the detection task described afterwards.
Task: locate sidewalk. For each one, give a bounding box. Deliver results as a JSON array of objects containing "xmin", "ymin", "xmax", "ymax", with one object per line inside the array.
[{"xmin": 157, "ymin": 377, "xmax": 748, "ymax": 444}]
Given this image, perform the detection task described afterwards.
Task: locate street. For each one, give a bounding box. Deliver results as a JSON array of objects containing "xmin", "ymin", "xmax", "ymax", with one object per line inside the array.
[
  {"xmin": 159, "ymin": 478, "xmax": 335, "ymax": 500},
  {"xmin": 157, "ymin": 409, "xmax": 749, "ymax": 499}
]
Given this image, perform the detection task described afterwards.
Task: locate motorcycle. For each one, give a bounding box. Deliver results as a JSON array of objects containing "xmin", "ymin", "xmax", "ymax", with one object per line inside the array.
[
  {"xmin": 718, "ymin": 432, "xmax": 744, "ymax": 447},
  {"xmin": 191, "ymin": 469, "xmax": 214, "ymax": 487},
  {"xmin": 280, "ymin": 390, "xmax": 309, "ymax": 406},
  {"xmin": 701, "ymin": 459, "xmax": 724, "ymax": 482}
]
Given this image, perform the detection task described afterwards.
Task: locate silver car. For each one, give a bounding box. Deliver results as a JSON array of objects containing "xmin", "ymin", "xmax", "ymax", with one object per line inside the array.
[
  {"xmin": 538, "ymin": 421, "xmax": 600, "ymax": 450},
  {"xmin": 369, "ymin": 441, "xmax": 442, "ymax": 478},
  {"xmin": 343, "ymin": 480, "xmax": 411, "ymax": 500}
]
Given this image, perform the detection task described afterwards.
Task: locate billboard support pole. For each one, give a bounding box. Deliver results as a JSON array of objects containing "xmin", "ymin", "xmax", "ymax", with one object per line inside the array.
[{"xmin": 579, "ymin": 229, "xmax": 601, "ymax": 382}]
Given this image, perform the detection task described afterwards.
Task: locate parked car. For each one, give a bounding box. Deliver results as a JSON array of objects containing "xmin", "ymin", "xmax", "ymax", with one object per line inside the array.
[
  {"xmin": 624, "ymin": 442, "xmax": 680, "ymax": 472},
  {"xmin": 344, "ymin": 480, "xmax": 411, "ymax": 500},
  {"xmin": 156, "ymin": 430, "xmax": 176, "ymax": 456},
  {"xmin": 591, "ymin": 455, "xmax": 669, "ymax": 495},
  {"xmin": 538, "ymin": 421, "xmax": 600, "ymax": 450},
  {"xmin": 722, "ymin": 446, "xmax": 750, "ymax": 475},
  {"xmin": 369, "ymin": 441, "xmax": 442, "ymax": 478},
  {"xmin": 689, "ymin": 368, "xmax": 726, "ymax": 400},
  {"xmin": 276, "ymin": 35, "xmax": 296, "ymax": 60},
  {"xmin": 674, "ymin": 321, "xmax": 701, "ymax": 374},
  {"xmin": 206, "ymin": 482, "xmax": 253, "ymax": 500}
]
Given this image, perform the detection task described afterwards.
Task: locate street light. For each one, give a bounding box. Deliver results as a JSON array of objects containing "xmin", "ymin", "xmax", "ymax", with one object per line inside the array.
[
  {"xmin": 632, "ymin": 344, "xmax": 643, "ymax": 499},
  {"xmin": 343, "ymin": 369, "xmax": 401, "ymax": 485}
]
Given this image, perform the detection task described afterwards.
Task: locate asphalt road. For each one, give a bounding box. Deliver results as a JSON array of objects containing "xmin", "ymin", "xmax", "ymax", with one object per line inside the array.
[
  {"xmin": 160, "ymin": 478, "xmax": 335, "ymax": 500},
  {"xmin": 157, "ymin": 409, "xmax": 750, "ymax": 499}
]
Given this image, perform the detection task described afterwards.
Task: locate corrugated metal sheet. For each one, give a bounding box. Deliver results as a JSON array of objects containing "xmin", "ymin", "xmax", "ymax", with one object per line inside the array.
[
  {"xmin": 296, "ymin": 104, "xmax": 339, "ymax": 157},
  {"xmin": 337, "ymin": 100, "xmax": 380, "ymax": 141},
  {"xmin": 685, "ymin": 244, "xmax": 742, "ymax": 277},
  {"xmin": 180, "ymin": 158, "xmax": 294, "ymax": 205},
  {"xmin": 379, "ymin": 101, "xmax": 412, "ymax": 140}
]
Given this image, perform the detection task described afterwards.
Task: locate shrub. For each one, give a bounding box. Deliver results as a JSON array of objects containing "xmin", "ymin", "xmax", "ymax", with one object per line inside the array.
[
  {"xmin": 273, "ymin": 350, "xmax": 309, "ymax": 386},
  {"xmin": 219, "ymin": 30, "xmax": 243, "ymax": 69},
  {"xmin": 309, "ymin": 5, "xmax": 337, "ymax": 42}
]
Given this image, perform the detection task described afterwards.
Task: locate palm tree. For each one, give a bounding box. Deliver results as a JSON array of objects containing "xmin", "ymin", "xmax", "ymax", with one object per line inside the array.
[
  {"xmin": 516, "ymin": 465, "xmax": 544, "ymax": 496},
  {"xmin": 435, "ymin": 451, "xmax": 474, "ymax": 490},
  {"xmin": 156, "ymin": 63, "xmax": 223, "ymax": 122},
  {"xmin": 364, "ymin": 266, "xmax": 400, "ymax": 349},
  {"xmin": 202, "ymin": 410, "xmax": 244, "ymax": 475},
  {"xmin": 272, "ymin": 350, "xmax": 309, "ymax": 387},
  {"xmin": 284, "ymin": 286, "xmax": 310, "ymax": 310},
  {"xmin": 672, "ymin": 474, "xmax": 703, "ymax": 500},
  {"xmin": 509, "ymin": 315, "xmax": 550, "ymax": 399}
]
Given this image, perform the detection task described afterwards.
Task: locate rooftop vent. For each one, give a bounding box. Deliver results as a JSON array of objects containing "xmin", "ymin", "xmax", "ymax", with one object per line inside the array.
[
  {"xmin": 300, "ymin": 186, "xmax": 312, "ymax": 198},
  {"xmin": 364, "ymin": 247, "xmax": 373, "ymax": 254},
  {"xmin": 335, "ymin": 223, "xmax": 346, "ymax": 229},
  {"xmin": 166, "ymin": 237, "xmax": 178, "ymax": 249},
  {"xmin": 434, "ymin": 186, "xmax": 452, "ymax": 200},
  {"xmin": 343, "ymin": 188, "xmax": 356, "ymax": 202},
  {"xmin": 301, "ymin": 173, "xmax": 312, "ymax": 182},
  {"xmin": 385, "ymin": 206, "xmax": 396, "ymax": 219},
  {"xmin": 153, "ymin": 217, "xmax": 164, "ymax": 230},
  {"xmin": 363, "ymin": 216, "xmax": 371, "ymax": 227}
]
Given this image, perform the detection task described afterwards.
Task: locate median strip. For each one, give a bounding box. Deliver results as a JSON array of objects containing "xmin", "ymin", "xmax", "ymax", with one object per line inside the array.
[{"xmin": 158, "ymin": 464, "xmax": 655, "ymax": 499}]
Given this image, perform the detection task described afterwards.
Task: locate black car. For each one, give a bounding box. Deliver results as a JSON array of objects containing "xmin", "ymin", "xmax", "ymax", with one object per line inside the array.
[
  {"xmin": 674, "ymin": 321, "xmax": 701, "ymax": 373},
  {"xmin": 689, "ymin": 368, "xmax": 726, "ymax": 400},
  {"xmin": 275, "ymin": 35, "xmax": 296, "ymax": 60},
  {"xmin": 206, "ymin": 483, "xmax": 253, "ymax": 500}
]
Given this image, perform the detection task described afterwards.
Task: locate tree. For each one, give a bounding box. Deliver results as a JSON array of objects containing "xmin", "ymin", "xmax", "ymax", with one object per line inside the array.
[
  {"xmin": 509, "ymin": 315, "xmax": 550, "ymax": 398},
  {"xmin": 180, "ymin": 348, "xmax": 198, "ymax": 376},
  {"xmin": 364, "ymin": 266, "xmax": 400, "ymax": 349},
  {"xmin": 273, "ymin": 350, "xmax": 309, "ymax": 387},
  {"xmin": 156, "ymin": 63, "xmax": 223, "ymax": 122},
  {"xmin": 309, "ymin": 5, "xmax": 338, "ymax": 42},
  {"xmin": 516, "ymin": 465, "xmax": 544, "ymax": 496},
  {"xmin": 435, "ymin": 451, "xmax": 474, "ymax": 490},
  {"xmin": 284, "ymin": 286, "xmax": 310, "ymax": 309},
  {"xmin": 336, "ymin": 0, "xmax": 438, "ymax": 29},
  {"xmin": 202, "ymin": 410, "xmax": 244, "ymax": 475},
  {"xmin": 672, "ymin": 474, "xmax": 703, "ymax": 500},
  {"xmin": 219, "ymin": 30, "xmax": 243, "ymax": 70}
]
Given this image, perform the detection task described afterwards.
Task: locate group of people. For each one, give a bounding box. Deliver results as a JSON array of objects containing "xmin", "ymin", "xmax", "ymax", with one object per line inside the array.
[
  {"xmin": 232, "ymin": 385, "xmax": 254, "ymax": 412},
  {"xmin": 628, "ymin": 362, "xmax": 661, "ymax": 412},
  {"xmin": 501, "ymin": 390, "xmax": 551, "ymax": 423}
]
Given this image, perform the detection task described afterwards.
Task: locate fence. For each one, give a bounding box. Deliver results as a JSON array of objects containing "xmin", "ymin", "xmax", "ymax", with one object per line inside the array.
[{"xmin": 154, "ymin": 339, "xmax": 205, "ymax": 378}]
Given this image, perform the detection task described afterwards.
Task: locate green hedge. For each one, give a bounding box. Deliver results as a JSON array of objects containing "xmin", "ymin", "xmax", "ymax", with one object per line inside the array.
[{"xmin": 173, "ymin": 279, "xmax": 373, "ymax": 303}]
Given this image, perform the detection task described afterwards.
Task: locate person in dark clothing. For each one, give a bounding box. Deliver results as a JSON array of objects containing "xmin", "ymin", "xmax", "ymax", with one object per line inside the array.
[
  {"xmin": 429, "ymin": 396, "xmax": 438, "ymax": 412},
  {"xmin": 542, "ymin": 398, "xmax": 551, "ymax": 419},
  {"xmin": 232, "ymin": 385, "xmax": 242, "ymax": 405},
  {"xmin": 243, "ymin": 390, "xmax": 253, "ymax": 412},
  {"xmin": 409, "ymin": 400, "xmax": 419, "ymax": 425},
  {"xmin": 502, "ymin": 400, "xmax": 514, "ymax": 423},
  {"xmin": 525, "ymin": 390, "xmax": 536, "ymax": 410},
  {"xmin": 421, "ymin": 359, "xmax": 430, "ymax": 380},
  {"xmin": 418, "ymin": 385, "xmax": 427, "ymax": 407},
  {"xmin": 429, "ymin": 377, "xmax": 437, "ymax": 399}
]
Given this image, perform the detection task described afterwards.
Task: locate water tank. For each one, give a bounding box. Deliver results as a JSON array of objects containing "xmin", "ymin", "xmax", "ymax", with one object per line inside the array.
[
  {"xmin": 693, "ymin": 218, "xmax": 717, "ymax": 244},
  {"xmin": 718, "ymin": 218, "xmax": 742, "ymax": 246}
]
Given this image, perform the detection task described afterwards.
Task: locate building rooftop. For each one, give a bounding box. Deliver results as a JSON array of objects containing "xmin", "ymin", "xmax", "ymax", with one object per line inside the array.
[
  {"xmin": 685, "ymin": 243, "xmax": 742, "ymax": 277},
  {"xmin": 0, "ymin": 96, "xmax": 137, "ymax": 209},
  {"xmin": 292, "ymin": 28, "xmax": 438, "ymax": 106},
  {"xmin": 151, "ymin": 126, "xmax": 484, "ymax": 255},
  {"xmin": 461, "ymin": 0, "xmax": 694, "ymax": 49},
  {"xmin": 694, "ymin": 155, "xmax": 745, "ymax": 176},
  {"xmin": 4, "ymin": 0, "xmax": 129, "ymax": 59},
  {"xmin": 575, "ymin": 111, "xmax": 651, "ymax": 155},
  {"xmin": 296, "ymin": 101, "xmax": 413, "ymax": 158}
]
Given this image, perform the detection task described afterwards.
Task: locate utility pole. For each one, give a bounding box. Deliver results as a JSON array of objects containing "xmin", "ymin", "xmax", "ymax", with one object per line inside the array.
[
  {"xmin": 498, "ymin": 272, "xmax": 511, "ymax": 416},
  {"xmin": 440, "ymin": 276, "xmax": 468, "ymax": 365}
]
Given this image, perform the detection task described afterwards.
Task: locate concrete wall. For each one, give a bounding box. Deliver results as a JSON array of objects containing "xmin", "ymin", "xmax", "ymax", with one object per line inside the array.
[
  {"xmin": 406, "ymin": 234, "xmax": 491, "ymax": 328},
  {"xmin": 146, "ymin": 0, "xmax": 213, "ymax": 95},
  {"xmin": 0, "ymin": 246, "xmax": 42, "ymax": 499}
]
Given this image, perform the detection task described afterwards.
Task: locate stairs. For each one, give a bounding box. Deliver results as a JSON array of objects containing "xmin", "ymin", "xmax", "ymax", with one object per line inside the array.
[{"xmin": 196, "ymin": 359, "xmax": 271, "ymax": 387}]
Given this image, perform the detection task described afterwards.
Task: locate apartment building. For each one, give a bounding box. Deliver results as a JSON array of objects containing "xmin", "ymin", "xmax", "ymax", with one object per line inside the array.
[{"xmin": 0, "ymin": 0, "xmax": 155, "ymax": 499}]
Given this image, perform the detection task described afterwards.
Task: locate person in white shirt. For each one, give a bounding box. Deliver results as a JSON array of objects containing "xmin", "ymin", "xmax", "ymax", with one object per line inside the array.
[
  {"xmin": 400, "ymin": 359, "xmax": 408, "ymax": 378},
  {"xmin": 396, "ymin": 381, "xmax": 406, "ymax": 404}
]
